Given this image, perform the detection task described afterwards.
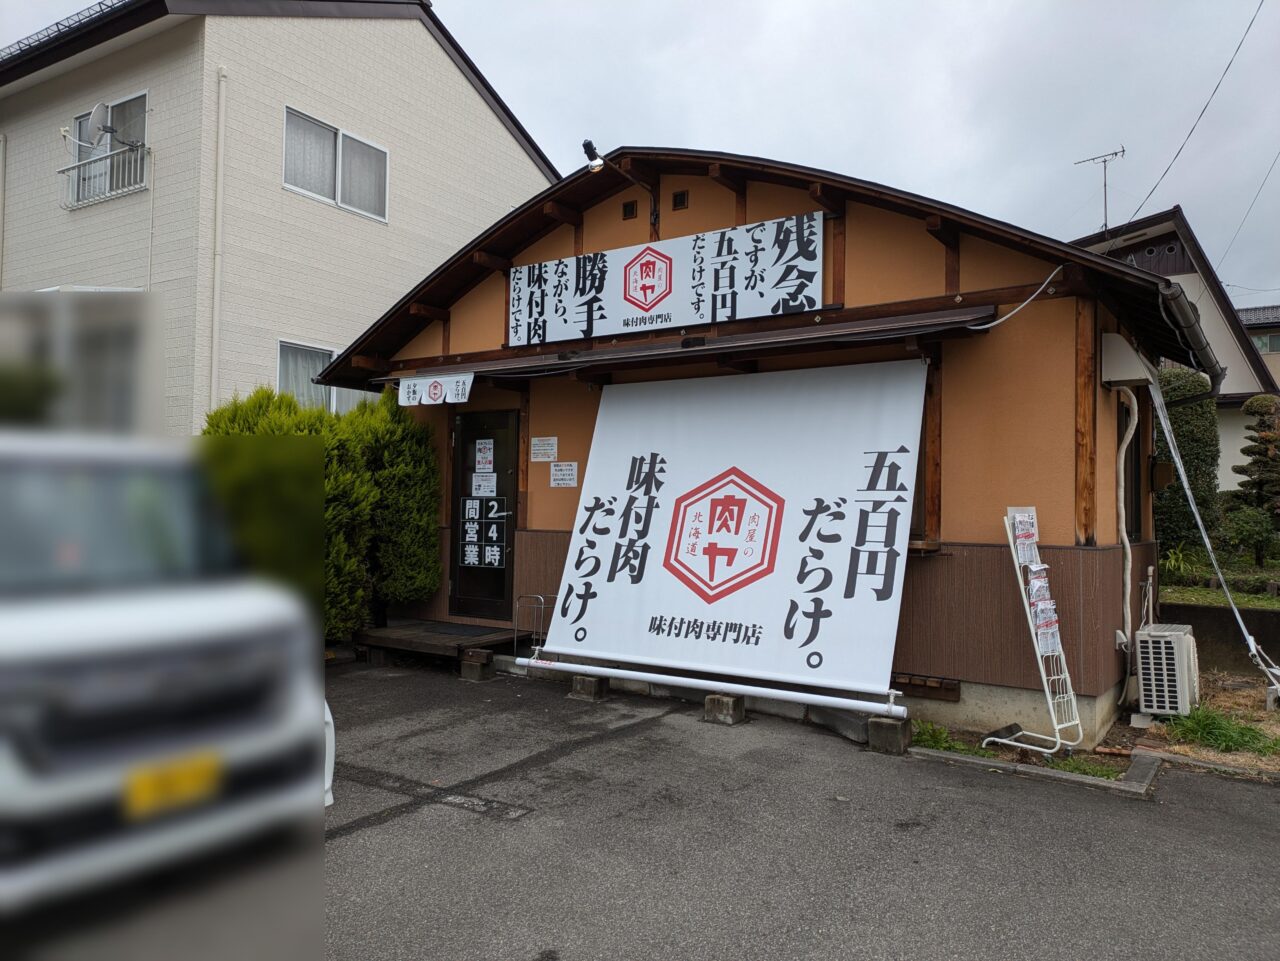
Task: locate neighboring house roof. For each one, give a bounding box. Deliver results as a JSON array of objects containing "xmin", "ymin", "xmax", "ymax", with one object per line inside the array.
[
  {"xmin": 318, "ymin": 145, "xmax": 1218, "ymax": 389},
  {"xmin": 1073, "ymin": 206, "xmax": 1278, "ymax": 398},
  {"xmin": 1239, "ymin": 305, "xmax": 1280, "ymax": 329},
  {"xmin": 0, "ymin": 0, "xmax": 559, "ymax": 182}
]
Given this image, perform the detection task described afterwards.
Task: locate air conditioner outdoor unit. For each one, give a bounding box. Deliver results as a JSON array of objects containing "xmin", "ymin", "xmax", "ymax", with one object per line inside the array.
[{"xmin": 1136, "ymin": 624, "xmax": 1200, "ymax": 716}]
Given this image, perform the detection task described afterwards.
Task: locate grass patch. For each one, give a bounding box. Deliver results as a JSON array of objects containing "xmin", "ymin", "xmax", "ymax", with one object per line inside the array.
[
  {"xmin": 1045, "ymin": 755, "xmax": 1122, "ymax": 780},
  {"xmin": 912, "ymin": 720, "xmax": 996, "ymax": 757},
  {"xmin": 1163, "ymin": 706, "xmax": 1280, "ymax": 756},
  {"xmin": 1159, "ymin": 585, "xmax": 1280, "ymax": 610}
]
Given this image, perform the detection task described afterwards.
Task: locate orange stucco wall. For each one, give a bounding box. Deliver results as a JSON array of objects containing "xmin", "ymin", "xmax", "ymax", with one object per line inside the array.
[
  {"xmin": 845, "ymin": 203, "xmax": 945, "ymax": 307},
  {"xmin": 394, "ymin": 171, "xmax": 1133, "ymax": 550},
  {"xmin": 941, "ymin": 297, "xmax": 1078, "ymax": 544},
  {"xmin": 527, "ymin": 378, "xmax": 601, "ymax": 530}
]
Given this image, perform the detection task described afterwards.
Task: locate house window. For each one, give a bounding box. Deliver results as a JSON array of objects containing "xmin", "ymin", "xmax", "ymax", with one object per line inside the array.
[
  {"xmin": 284, "ymin": 108, "xmax": 388, "ymax": 221},
  {"xmin": 65, "ymin": 93, "xmax": 148, "ymax": 207},
  {"xmin": 1252, "ymin": 333, "xmax": 1280, "ymax": 354},
  {"xmin": 278, "ymin": 342, "xmax": 365, "ymax": 414}
]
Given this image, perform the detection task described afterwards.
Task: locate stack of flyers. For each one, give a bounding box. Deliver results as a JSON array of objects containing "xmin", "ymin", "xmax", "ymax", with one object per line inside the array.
[
  {"xmin": 1013, "ymin": 512, "xmax": 1039, "ymax": 566},
  {"xmin": 1027, "ymin": 563, "xmax": 1051, "ymax": 603},
  {"xmin": 1033, "ymin": 599, "xmax": 1061, "ymax": 654}
]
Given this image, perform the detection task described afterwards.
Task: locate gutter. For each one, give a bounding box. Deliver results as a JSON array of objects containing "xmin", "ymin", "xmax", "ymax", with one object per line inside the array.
[
  {"xmin": 1159, "ymin": 281, "xmax": 1225, "ymax": 407},
  {"xmin": 207, "ymin": 65, "xmax": 226, "ymax": 414}
]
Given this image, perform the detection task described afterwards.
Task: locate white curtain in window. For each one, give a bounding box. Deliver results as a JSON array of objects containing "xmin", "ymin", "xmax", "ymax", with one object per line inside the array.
[
  {"xmin": 285, "ymin": 111, "xmax": 337, "ymax": 200},
  {"xmin": 333, "ymin": 387, "xmax": 367, "ymax": 415},
  {"xmin": 279, "ymin": 344, "xmax": 332, "ymax": 410},
  {"xmin": 340, "ymin": 135, "xmax": 387, "ymax": 218},
  {"xmin": 109, "ymin": 95, "xmax": 147, "ymax": 147}
]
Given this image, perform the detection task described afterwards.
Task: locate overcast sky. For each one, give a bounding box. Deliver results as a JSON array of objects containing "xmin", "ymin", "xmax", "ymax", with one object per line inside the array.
[{"xmin": 4, "ymin": 1, "xmax": 1278, "ymax": 304}]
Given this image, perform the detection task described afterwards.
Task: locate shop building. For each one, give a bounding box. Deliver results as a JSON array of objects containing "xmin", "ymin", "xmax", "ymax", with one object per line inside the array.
[{"xmin": 319, "ymin": 147, "xmax": 1224, "ymax": 746}]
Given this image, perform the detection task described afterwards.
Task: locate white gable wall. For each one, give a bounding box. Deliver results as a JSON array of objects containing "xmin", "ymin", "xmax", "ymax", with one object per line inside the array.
[
  {"xmin": 0, "ymin": 18, "xmax": 207, "ymax": 434},
  {"xmin": 196, "ymin": 14, "xmax": 551, "ymax": 422}
]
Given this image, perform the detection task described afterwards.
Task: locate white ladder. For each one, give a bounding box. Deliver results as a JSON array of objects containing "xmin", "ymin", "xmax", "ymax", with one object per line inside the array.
[{"xmin": 983, "ymin": 507, "xmax": 1084, "ymax": 756}]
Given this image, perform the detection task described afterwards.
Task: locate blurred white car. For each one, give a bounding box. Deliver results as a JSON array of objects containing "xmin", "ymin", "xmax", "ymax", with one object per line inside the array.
[{"xmin": 0, "ymin": 432, "xmax": 329, "ymax": 913}]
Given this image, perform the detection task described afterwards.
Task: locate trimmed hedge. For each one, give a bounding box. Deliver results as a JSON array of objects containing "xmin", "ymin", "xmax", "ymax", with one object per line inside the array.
[
  {"xmin": 1154, "ymin": 368, "xmax": 1219, "ymax": 549},
  {"xmin": 202, "ymin": 386, "xmax": 440, "ymax": 643}
]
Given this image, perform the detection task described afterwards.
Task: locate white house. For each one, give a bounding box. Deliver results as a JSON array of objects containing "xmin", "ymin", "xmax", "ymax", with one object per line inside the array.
[
  {"xmin": 1075, "ymin": 207, "xmax": 1276, "ymax": 490},
  {"xmin": 0, "ymin": 0, "xmax": 557, "ymax": 434}
]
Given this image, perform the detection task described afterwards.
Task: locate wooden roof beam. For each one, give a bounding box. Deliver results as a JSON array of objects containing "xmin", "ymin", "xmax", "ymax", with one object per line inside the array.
[
  {"xmin": 925, "ymin": 214, "xmax": 959, "ymax": 250},
  {"xmin": 808, "ymin": 183, "xmax": 845, "ymax": 218},
  {"xmin": 472, "ymin": 250, "xmax": 512, "ymax": 272},
  {"xmin": 618, "ymin": 157, "xmax": 659, "ymax": 193},
  {"xmin": 409, "ymin": 303, "xmax": 450, "ymax": 322},
  {"xmin": 708, "ymin": 162, "xmax": 746, "ymax": 194},
  {"xmin": 542, "ymin": 200, "xmax": 581, "ymax": 226},
  {"xmin": 350, "ymin": 354, "xmax": 390, "ymax": 373}
]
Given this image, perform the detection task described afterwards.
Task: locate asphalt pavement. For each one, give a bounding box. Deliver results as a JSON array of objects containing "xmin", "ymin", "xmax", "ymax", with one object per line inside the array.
[{"xmin": 325, "ymin": 660, "xmax": 1280, "ymax": 961}]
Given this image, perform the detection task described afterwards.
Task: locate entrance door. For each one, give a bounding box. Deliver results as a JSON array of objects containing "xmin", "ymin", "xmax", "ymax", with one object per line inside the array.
[{"xmin": 450, "ymin": 410, "xmax": 518, "ymax": 619}]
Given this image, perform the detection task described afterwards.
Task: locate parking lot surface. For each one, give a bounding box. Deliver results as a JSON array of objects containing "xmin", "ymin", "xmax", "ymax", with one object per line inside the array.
[{"xmin": 326, "ymin": 661, "xmax": 1280, "ymax": 961}]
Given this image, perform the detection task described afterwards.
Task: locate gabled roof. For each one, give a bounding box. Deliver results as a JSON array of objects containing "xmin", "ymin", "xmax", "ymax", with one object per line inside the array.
[
  {"xmin": 0, "ymin": 0, "xmax": 558, "ymax": 181},
  {"xmin": 1240, "ymin": 304, "xmax": 1280, "ymax": 329},
  {"xmin": 1074, "ymin": 206, "xmax": 1277, "ymax": 394},
  {"xmin": 319, "ymin": 145, "xmax": 1214, "ymax": 389}
]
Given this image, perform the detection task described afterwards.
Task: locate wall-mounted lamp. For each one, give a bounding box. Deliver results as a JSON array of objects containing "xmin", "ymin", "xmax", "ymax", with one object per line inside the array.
[{"xmin": 581, "ymin": 138, "xmax": 658, "ymax": 239}]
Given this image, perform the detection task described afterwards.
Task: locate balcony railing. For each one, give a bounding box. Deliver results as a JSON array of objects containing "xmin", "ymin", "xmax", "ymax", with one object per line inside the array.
[{"xmin": 56, "ymin": 145, "xmax": 148, "ymax": 209}]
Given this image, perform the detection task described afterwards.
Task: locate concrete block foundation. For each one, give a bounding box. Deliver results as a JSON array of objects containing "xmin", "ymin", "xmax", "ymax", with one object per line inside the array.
[
  {"xmin": 568, "ymin": 675, "xmax": 608, "ymax": 702},
  {"xmin": 704, "ymin": 693, "xmax": 747, "ymax": 725},
  {"xmin": 868, "ymin": 716, "xmax": 912, "ymax": 754}
]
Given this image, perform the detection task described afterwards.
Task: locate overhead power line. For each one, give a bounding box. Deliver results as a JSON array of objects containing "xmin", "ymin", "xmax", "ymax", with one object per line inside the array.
[
  {"xmin": 1217, "ymin": 144, "xmax": 1280, "ymax": 271},
  {"xmin": 1111, "ymin": 0, "xmax": 1266, "ymax": 240}
]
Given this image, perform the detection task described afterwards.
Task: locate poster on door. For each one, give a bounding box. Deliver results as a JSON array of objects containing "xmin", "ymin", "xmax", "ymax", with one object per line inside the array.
[
  {"xmin": 541, "ymin": 361, "xmax": 927, "ymax": 696},
  {"xmin": 459, "ymin": 497, "xmax": 506, "ymax": 569}
]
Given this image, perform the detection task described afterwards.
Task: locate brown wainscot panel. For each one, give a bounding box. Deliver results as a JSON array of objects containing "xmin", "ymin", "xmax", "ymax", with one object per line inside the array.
[{"xmin": 893, "ymin": 542, "xmax": 1151, "ymax": 697}]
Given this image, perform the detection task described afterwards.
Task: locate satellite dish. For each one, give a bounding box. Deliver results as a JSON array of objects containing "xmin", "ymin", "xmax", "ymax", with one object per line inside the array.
[{"xmin": 86, "ymin": 102, "xmax": 109, "ymax": 146}]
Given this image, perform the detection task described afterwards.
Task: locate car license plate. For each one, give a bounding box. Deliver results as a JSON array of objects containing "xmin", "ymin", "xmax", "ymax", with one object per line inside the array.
[{"xmin": 123, "ymin": 751, "xmax": 223, "ymax": 821}]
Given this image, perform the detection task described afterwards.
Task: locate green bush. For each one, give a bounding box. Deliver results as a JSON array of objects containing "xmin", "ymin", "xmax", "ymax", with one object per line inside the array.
[
  {"xmin": 1220, "ymin": 506, "xmax": 1274, "ymax": 569},
  {"xmin": 202, "ymin": 386, "xmax": 441, "ymax": 643},
  {"xmin": 338, "ymin": 390, "xmax": 442, "ymax": 623},
  {"xmin": 203, "ymin": 387, "xmax": 378, "ymax": 644},
  {"xmin": 1154, "ymin": 368, "xmax": 1219, "ymax": 550}
]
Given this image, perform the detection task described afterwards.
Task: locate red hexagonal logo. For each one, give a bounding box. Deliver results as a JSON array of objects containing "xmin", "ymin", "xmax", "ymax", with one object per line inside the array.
[
  {"xmin": 663, "ymin": 467, "xmax": 785, "ymax": 603},
  {"xmin": 623, "ymin": 245, "xmax": 673, "ymax": 312}
]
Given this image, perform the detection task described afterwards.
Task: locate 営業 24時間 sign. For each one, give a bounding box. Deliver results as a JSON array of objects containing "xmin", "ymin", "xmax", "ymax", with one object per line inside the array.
[
  {"xmin": 507, "ymin": 211, "xmax": 824, "ymax": 345},
  {"xmin": 542, "ymin": 361, "xmax": 927, "ymax": 696}
]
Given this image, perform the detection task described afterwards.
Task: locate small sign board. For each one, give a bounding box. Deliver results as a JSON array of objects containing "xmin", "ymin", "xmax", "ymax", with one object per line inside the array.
[
  {"xmin": 550, "ymin": 461, "xmax": 578, "ymax": 488},
  {"xmin": 398, "ymin": 372, "xmax": 473, "ymax": 406},
  {"xmin": 475, "ymin": 438, "xmax": 494, "ymax": 472},
  {"xmin": 459, "ymin": 497, "xmax": 506, "ymax": 569},
  {"xmin": 531, "ymin": 436, "xmax": 558, "ymax": 462},
  {"xmin": 471, "ymin": 472, "xmax": 497, "ymax": 497}
]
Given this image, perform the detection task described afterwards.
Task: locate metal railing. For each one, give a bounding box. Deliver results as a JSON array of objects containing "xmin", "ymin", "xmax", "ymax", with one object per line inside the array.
[{"xmin": 56, "ymin": 146, "xmax": 148, "ymax": 209}]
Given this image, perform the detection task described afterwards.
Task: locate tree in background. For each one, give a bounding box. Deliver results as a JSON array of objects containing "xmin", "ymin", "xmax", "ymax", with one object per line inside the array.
[
  {"xmin": 1223, "ymin": 394, "xmax": 1280, "ymax": 566},
  {"xmin": 339, "ymin": 390, "xmax": 442, "ymax": 626},
  {"xmin": 1232, "ymin": 394, "xmax": 1280, "ymax": 516},
  {"xmin": 1154, "ymin": 368, "xmax": 1220, "ymax": 550}
]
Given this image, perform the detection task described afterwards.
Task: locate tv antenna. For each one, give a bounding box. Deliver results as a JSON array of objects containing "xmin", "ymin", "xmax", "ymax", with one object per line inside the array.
[{"xmin": 1075, "ymin": 146, "xmax": 1125, "ymax": 230}]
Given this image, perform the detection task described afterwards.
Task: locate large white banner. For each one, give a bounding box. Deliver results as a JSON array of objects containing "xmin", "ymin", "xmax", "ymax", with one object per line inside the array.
[
  {"xmin": 508, "ymin": 211, "xmax": 823, "ymax": 346},
  {"xmin": 543, "ymin": 361, "xmax": 927, "ymax": 695}
]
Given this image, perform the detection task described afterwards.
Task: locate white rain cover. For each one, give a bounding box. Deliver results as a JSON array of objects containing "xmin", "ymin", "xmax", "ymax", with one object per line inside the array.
[{"xmin": 543, "ymin": 360, "xmax": 927, "ymax": 695}]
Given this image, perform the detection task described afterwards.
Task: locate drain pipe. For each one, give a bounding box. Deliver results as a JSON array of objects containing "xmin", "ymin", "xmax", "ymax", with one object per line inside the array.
[
  {"xmin": 1158, "ymin": 282, "xmax": 1225, "ymax": 407},
  {"xmin": 208, "ymin": 66, "xmax": 228, "ymax": 414},
  {"xmin": 1115, "ymin": 386, "xmax": 1139, "ymax": 706},
  {"xmin": 0, "ymin": 133, "xmax": 7, "ymax": 289}
]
